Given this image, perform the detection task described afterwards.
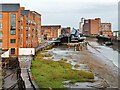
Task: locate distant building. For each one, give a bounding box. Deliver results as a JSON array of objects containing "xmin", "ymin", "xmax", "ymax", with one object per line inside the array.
[
  {"xmin": 41, "ymin": 25, "xmax": 61, "ymax": 40},
  {"xmin": 81, "ymin": 18, "xmax": 112, "ymax": 36},
  {"xmin": 113, "ymin": 31, "xmax": 120, "ymax": 39},
  {"xmin": 61, "ymin": 27, "xmax": 71, "ymax": 35},
  {"xmin": 83, "ymin": 18, "xmax": 101, "ymax": 36},
  {"xmin": 100, "ymin": 23, "xmax": 112, "ymax": 36},
  {"xmin": 0, "ymin": 3, "xmax": 41, "ymax": 56},
  {"xmin": 79, "ymin": 18, "xmax": 85, "ymax": 34}
]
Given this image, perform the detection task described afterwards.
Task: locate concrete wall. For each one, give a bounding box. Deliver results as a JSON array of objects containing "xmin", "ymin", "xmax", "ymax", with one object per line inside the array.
[
  {"xmin": 19, "ymin": 48, "xmax": 35, "ymax": 55},
  {"xmin": 18, "ymin": 55, "xmax": 32, "ymax": 69},
  {"xmin": 41, "ymin": 25, "xmax": 61, "ymax": 40}
]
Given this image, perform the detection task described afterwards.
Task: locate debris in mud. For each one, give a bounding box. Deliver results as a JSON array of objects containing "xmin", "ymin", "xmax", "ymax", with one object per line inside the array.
[{"xmin": 90, "ymin": 80, "xmax": 110, "ymax": 89}]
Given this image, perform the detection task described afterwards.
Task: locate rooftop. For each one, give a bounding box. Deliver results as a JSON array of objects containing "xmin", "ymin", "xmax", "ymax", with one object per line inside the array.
[
  {"xmin": 0, "ymin": 3, "xmax": 20, "ymax": 12},
  {"xmin": 41, "ymin": 25, "xmax": 61, "ymax": 27}
]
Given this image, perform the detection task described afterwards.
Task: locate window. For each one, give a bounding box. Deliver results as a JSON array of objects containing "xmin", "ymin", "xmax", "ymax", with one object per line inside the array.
[
  {"xmin": 26, "ymin": 26, "xmax": 30, "ymax": 31},
  {"xmin": 44, "ymin": 27, "xmax": 48, "ymax": 30},
  {"xmin": 26, "ymin": 34, "xmax": 30, "ymax": 37},
  {"xmin": 0, "ymin": 22, "xmax": 2, "ymax": 29},
  {"xmin": 11, "ymin": 48, "xmax": 15, "ymax": 54},
  {"xmin": 10, "ymin": 14, "xmax": 16, "ymax": 35},
  {"xmin": 0, "ymin": 14, "xmax": 2, "ymax": 20},
  {"xmin": 41, "ymin": 30, "xmax": 44, "ymax": 33},
  {"xmin": 0, "ymin": 31, "xmax": 2, "ymax": 38},
  {"xmin": 51, "ymin": 27, "xmax": 56, "ymax": 29},
  {"xmin": 0, "ymin": 39, "xmax": 2, "ymax": 46},
  {"xmin": 10, "ymin": 30, "xmax": 16, "ymax": 35},
  {"xmin": 85, "ymin": 20, "xmax": 88, "ymax": 23},
  {"xmin": 10, "ymin": 39, "xmax": 16, "ymax": 44}
]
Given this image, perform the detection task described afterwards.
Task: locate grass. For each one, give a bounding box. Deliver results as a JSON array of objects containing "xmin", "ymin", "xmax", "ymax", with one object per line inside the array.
[
  {"xmin": 74, "ymin": 64, "xmax": 80, "ymax": 68},
  {"xmin": 59, "ymin": 58, "xmax": 68, "ymax": 63},
  {"xmin": 31, "ymin": 52, "xmax": 94, "ymax": 89},
  {"xmin": 44, "ymin": 53, "xmax": 53, "ymax": 57}
]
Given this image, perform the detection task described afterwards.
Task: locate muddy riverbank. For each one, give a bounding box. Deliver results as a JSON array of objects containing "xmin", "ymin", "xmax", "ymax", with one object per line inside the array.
[{"xmin": 44, "ymin": 44, "xmax": 119, "ymax": 89}]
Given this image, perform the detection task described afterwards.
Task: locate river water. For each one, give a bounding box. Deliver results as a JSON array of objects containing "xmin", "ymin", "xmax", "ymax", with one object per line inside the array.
[{"xmin": 88, "ymin": 41, "xmax": 119, "ymax": 68}]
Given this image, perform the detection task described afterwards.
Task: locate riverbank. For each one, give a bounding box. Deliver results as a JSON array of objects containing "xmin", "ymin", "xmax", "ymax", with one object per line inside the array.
[
  {"xmin": 31, "ymin": 52, "xmax": 94, "ymax": 88},
  {"xmin": 80, "ymin": 47, "xmax": 118, "ymax": 88},
  {"xmin": 31, "ymin": 43, "xmax": 119, "ymax": 89}
]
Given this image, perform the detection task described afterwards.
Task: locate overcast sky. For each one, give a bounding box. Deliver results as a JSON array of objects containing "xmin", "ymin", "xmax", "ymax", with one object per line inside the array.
[{"xmin": 0, "ymin": 0, "xmax": 119, "ymax": 31}]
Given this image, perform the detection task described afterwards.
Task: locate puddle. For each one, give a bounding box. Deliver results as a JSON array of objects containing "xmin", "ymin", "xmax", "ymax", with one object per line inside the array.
[{"xmin": 63, "ymin": 76, "xmax": 108, "ymax": 89}]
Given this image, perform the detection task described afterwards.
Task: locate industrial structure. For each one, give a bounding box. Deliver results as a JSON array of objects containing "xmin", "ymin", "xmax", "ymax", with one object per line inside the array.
[
  {"xmin": 61, "ymin": 27, "xmax": 71, "ymax": 35},
  {"xmin": 79, "ymin": 18, "xmax": 112, "ymax": 36}
]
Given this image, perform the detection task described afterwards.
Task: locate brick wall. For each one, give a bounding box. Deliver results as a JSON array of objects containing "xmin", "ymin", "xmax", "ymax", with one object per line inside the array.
[{"xmin": 41, "ymin": 25, "xmax": 61, "ymax": 40}]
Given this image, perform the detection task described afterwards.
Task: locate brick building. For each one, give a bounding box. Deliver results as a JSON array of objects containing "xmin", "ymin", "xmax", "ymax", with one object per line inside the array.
[
  {"xmin": 83, "ymin": 18, "xmax": 101, "ymax": 36},
  {"xmin": 0, "ymin": 3, "xmax": 41, "ymax": 56},
  {"xmin": 100, "ymin": 23, "xmax": 112, "ymax": 36},
  {"xmin": 61, "ymin": 27, "xmax": 71, "ymax": 35},
  {"xmin": 82, "ymin": 18, "xmax": 112, "ymax": 36},
  {"xmin": 41, "ymin": 25, "xmax": 61, "ymax": 40}
]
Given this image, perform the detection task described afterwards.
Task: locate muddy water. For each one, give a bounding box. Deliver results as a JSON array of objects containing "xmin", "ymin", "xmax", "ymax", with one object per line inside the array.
[{"xmin": 88, "ymin": 41, "xmax": 119, "ymax": 67}]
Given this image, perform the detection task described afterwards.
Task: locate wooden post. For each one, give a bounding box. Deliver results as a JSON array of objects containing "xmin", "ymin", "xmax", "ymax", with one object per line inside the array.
[
  {"xmin": 74, "ymin": 45, "xmax": 76, "ymax": 51},
  {"xmin": 80, "ymin": 44, "xmax": 82, "ymax": 51}
]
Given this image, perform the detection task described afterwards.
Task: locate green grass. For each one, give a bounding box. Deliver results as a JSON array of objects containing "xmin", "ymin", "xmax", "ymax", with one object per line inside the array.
[
  {"xmin": 31, "ymin": 53, "xmax": 94, "ymax": 89},
  {"xmin": 43, "ymin": 53, "xmax": 53, "ymax": 57},
  {"xmin": 74, "ymin": 64, "xmax": 80, "ymax": 68}
]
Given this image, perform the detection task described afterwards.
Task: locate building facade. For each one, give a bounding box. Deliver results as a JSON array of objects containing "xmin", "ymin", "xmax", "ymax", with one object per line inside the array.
[
  {"xmin": 0, "ymin": 4, "xmax": 41, "ymax": 56},
  {"xmin": 83, "ymin": 18, "xmax": 101, "ymax": 36},
  {"xmin": 82, "ymin": 18, "xmax": 112, "ymax": 36},
  {"xmin": 61, "ymin": 27, "xmax": 71, "ymax": 35},
  {"xmin": 100, "ymin": 23, "xmax": 112, "ymax": 36},
  {"xmin": 41, "ymin": 25, "xmax": 61, "ymax": 40}
]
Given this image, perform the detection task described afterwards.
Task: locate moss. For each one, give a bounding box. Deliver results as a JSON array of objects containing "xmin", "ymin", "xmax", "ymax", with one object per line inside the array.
[
  {"xmin": 74, "ymin": 64, "xmax": 80, "ymax": 68},
  {"xmin": 59, "ymin": 58, "xmax": 68, "ymax": 63},
  {"xmin": 44, "ymin": 54, "xmax": 53, "ymax": 57}
]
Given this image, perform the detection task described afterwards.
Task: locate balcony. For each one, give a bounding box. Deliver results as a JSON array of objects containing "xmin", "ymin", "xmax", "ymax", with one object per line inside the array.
[
  {"xmin": 26, "ymin": 34, "xmax": 30, "ymax": 38},
  {"xmin": 18, "ymin": 17, "xmax": 23, "ymax": 22},
  {"xmin": 26, "ymin": 27, "xmax": 30, "ymax": 31},
  {"xmin": 18, "ymin": 34, "xmax": 21, "ymax": 38},
  {"xmin": 19, "ymin": 26, "xmax": 23, "ymax": 30},
  {"xmin": 32, "ymin": 21, "xmax": 36, "ymax": 25},
  {"xmin": 32, "ymin": 34, "xmax": 35, "ymax": 37},
  {"xmin": 26, "ymin": 34, "xmax": 28, "ymax": 38},
  {"xmin": 32, "ymin": 28, "xmax": 36, "ymax": 31},
  {"xmin": 26, "ymin": 19, "xmax": 31, "ymax": 24}
]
